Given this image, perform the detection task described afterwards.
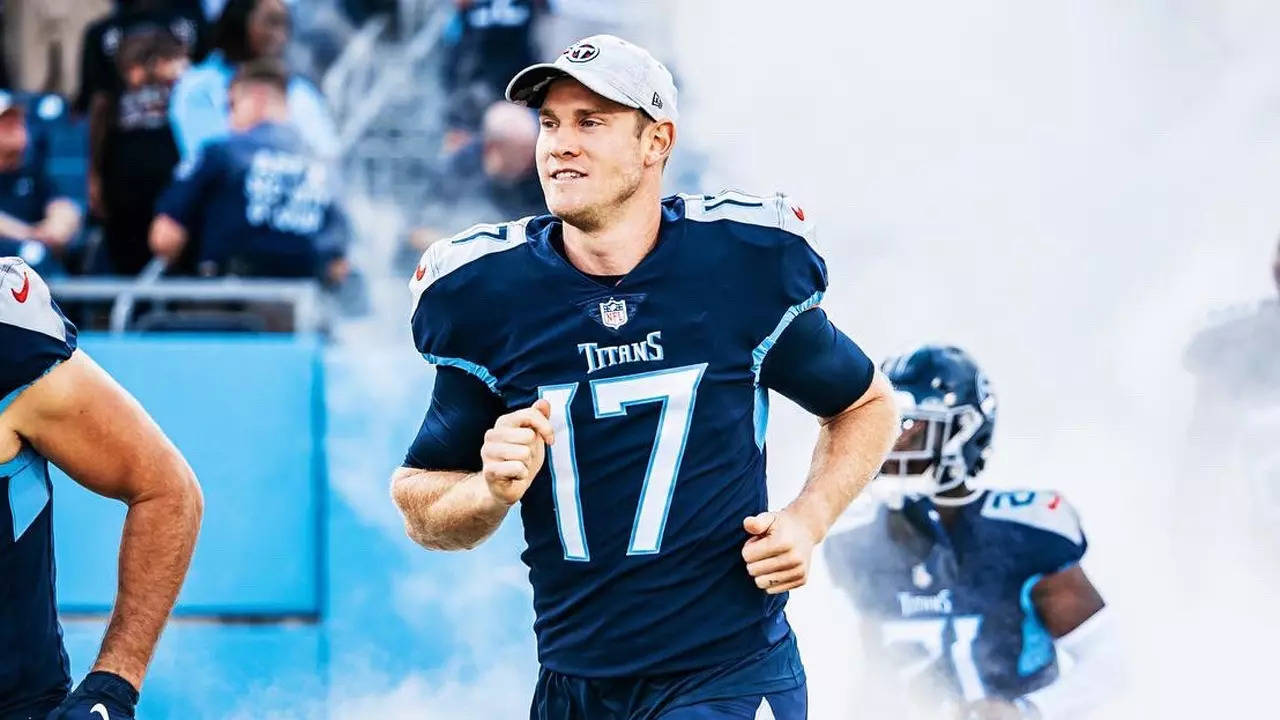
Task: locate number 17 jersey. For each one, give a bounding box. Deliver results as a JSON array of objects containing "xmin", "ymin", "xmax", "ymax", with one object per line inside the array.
[{"xmin": 410, "ymin": 193, "xmax": 827, "ymax": 677}]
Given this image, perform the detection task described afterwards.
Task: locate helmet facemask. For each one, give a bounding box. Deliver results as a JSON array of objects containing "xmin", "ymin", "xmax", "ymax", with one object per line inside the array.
[{"xmin": 878, "ymin": 393, "xmax": 986, "ymax": 505}]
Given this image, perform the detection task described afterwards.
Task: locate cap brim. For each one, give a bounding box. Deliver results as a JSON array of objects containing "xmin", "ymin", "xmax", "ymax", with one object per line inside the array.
[{"xmin": 505, "ymin": 63, "xmax": 641, "ymax": 113}]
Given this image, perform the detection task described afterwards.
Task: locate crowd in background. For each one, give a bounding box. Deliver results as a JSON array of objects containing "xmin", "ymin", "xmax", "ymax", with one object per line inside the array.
[{"xmin": 0, "ymin": 0, "xmax": 586, "ymax": 316}]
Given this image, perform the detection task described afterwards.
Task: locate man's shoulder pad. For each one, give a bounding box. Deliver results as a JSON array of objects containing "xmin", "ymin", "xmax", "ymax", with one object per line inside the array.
[
  {"xmin": 680, "ymin": 190, "xmax": 816, "ymax": 245},
  {"xmin": 0, "ymin": 257, "xmax": 69, "ymax": 344},
  {"xmin": 408, "ymin": 218, "xmax": 533, "ymax": 309},
  {"xmin": 980, "ymin": 489, "xmax": 1083, "ymax": 546}
]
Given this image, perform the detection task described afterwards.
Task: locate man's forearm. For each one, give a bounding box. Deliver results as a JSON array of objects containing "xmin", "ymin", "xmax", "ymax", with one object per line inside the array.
[
  {"xmin": 96, "ymin": 466, "xmax": 202, "ymax": 690},
  {"xmin": 391, "ymin": 467, "xmax": 511, "ymax": 551},
  {"xmin": 786, "ymin": 374, "xmax": 899, "ymax": 542}
]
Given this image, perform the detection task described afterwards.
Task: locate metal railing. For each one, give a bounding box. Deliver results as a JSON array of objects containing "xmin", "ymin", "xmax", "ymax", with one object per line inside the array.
[{"xmin": 49, "ymin": 273, "xmax": 325, "ymax": 335}]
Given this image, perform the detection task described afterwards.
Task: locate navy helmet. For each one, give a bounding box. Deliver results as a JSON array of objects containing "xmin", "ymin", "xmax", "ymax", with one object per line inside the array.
[{"xmin": 880, "ymin": 344, "xmax": 997, "ymax": 498}]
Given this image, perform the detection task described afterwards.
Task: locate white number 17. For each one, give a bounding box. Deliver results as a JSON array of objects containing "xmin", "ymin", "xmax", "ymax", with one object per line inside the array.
[{"xmin": 538, "ymin": 363, "xmax": 707, "ymax": 561}]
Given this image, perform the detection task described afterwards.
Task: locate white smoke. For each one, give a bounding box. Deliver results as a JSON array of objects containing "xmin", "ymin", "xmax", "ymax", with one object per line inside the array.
[
  {"xmin": 283, "ymin": 2, "xmax": 1280, "ymax": 717},
  {"xmin": 671, "ymin": 1, "xmax": 1280, "ymax": 717}
]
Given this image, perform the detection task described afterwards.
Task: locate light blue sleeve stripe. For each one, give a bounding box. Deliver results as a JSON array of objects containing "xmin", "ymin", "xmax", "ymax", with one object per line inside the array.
[
  {"xmin": 421, "ymin": 353, "xmax": 502, "ymax": 396},
  {"xmin": 752, "ymin": 386, "xmax": 770, "ymax": 450},
  {"xmin": 1017, "ymin": 572, "xmax": 1055, "ymax": 676},
  {"xmin": 7, "ymin": 448, "xmax": 49, "ymax": 542},
  {"xmin": 750, "ymin": 290, "xmax": 824, "ymax": 384}
]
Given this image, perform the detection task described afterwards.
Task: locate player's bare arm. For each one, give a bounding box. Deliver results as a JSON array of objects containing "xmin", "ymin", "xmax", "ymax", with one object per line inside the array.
[
  {"xmin": 744, "ymin": 369, "xmax": 899, "ymax": 594},
  {"xmin": 0, "ymin": 350, "xmax": 202, "ymax": 690},
  {"xmin": 1032, "ymin": 564, "xmax": 1105, "ymax": 636},
  {"xmin": 392, "ymin": 400, "xmax": 554, "ymax": 551}
]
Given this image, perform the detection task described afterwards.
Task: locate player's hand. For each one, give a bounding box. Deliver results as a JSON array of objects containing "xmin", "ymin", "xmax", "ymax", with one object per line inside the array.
[
  {"xmin": 481, "ymin": 399, "xmax": 554, "ymax": 506},
  {"xmin": 45, "ymin": 671, "xmax": 138, "ymax": 720},
  {"xmin": 742, "ymin": 508, "xmax": 818, "ymax": 594},
  {"xmin": 957, "ymin": 698, "xmax": 1037, "ymax": 720}
]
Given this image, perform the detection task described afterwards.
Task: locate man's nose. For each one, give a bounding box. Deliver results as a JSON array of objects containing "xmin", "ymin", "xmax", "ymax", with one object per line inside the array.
[{"xmin": 549, "ymin": 130, "xmax": 581, "ymax": 158}]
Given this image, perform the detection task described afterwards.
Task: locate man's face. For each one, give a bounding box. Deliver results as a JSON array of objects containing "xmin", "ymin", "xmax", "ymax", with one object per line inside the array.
[
  {"xmin": 0, "ymin": 109, "xmax": 28, "ymax": 165},
  {"xmin": 248, "ymin": 0, "xmax": 290, "ymax": 59},
  {"xmin": 536, "ymin": 79, "xmax": 648, "ymax": 231}
]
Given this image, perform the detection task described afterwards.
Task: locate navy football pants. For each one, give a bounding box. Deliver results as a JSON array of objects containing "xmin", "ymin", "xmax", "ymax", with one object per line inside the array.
[{"xmin": 530, "ymin": 633, "xmax": 807, "ymax": 719}]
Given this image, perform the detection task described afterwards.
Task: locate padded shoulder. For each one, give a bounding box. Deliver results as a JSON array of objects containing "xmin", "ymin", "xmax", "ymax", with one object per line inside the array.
[
  {"xmin": 680, "ymin": 190, "xmax": 816, "ymax": 246},
  {"xmin": 0, "ymin": 257, "xmax": 70, "ymax": 343},
  {"xmin": 980, "ymin": 489, "xmax": 1084, "ymax": 547},
  {"xmin": 408, "ymin": 218, "xmax": 533, "ymax": 311}
]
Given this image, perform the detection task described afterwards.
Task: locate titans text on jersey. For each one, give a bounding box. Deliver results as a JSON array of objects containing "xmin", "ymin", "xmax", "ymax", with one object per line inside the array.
[
  {"xmin": 408, "ymin": 191, "xmax": 827, "ymax": 677},
  {"xmin": 0, "ymin": 258, "xmax": 79, "ymax": 714},
  {"xmin": 824, "ymin": 488, "xmax": 1088, "ymax": 714}
]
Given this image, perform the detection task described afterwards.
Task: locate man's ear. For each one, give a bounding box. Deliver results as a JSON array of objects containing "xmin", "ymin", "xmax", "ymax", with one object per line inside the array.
[{"xmin": 645, "ymin": 119, "xmax": 676, "ymax": 169}]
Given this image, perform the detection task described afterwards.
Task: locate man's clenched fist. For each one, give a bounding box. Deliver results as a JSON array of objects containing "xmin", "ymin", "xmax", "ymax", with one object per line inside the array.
[
  {"xmin": 742, "ymin": 509, "xmax": 820, "ymax": 595},
  {"xmin": 482, "ymin": 399, "xmax": 554, "ymax": 506}
]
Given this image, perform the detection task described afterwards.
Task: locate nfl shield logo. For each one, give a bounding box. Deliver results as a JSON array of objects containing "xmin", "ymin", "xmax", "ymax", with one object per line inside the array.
[
  {"xmin": 599, "ymin": 298, "xmax": 628, "ymax": 330},
  {"xmin": 912, "ymin": 562, "xmax": 933, "ymax": 589}
]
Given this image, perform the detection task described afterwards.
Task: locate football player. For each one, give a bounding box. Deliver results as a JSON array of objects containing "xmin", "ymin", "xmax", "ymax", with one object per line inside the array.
[
  {"xmin": 0, "ymin": 258, "xmax": 202, "ymax": 720},
  {"xmin": 390, "ymin": 35, "xmax": 900, "ymax": 719},
  {"xmin": 823, "ymin": 345, "xmax": 1124, "ymax": 719}
]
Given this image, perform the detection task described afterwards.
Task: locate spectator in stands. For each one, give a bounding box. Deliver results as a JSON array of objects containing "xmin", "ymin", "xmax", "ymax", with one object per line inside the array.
[
  {"xmin": 149, "ymin": 60, "xmax": 347, "ymax": 283},
  {"xmin": 77, "ymin": 0, "xmax": 207, "ymax": 275},
  {"xmin": 442, "ymin": 0, "xmax": 543, "ymax": 104},
  {"xmin": 0, "ymin": 91, "xmax": 82, "ymax": 274},
  {"xmin": 169, "ymin": 0, "xmax": 337, "ymax": 165},
  {"xmin": 409, "ymin": 101, "xmax": 543, "ymax": 252}
]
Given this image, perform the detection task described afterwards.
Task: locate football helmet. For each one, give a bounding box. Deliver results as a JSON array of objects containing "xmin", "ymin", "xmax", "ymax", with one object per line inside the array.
[{"xmin": 879, "ymin": 344, "xmax": 997, "ymax": 503}]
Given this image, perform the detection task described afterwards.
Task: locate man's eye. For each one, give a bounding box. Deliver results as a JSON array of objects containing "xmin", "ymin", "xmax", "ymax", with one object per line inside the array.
[
  {"xmin": 540, "ymin": 119, "xmax": 556, "ymax": 129},
  {"xmin": 581, "ymin": 119, "xmax": 602, "ymax": 128}
]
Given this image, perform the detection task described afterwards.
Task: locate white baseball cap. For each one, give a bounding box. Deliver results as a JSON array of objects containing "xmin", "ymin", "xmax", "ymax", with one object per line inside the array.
[{"xmin": 505, "ymin": 34, "xmax": 678, "ymax": 123}]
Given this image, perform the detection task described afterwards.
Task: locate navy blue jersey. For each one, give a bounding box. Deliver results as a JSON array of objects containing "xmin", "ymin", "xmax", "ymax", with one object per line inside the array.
[
  {"xmin": 0, "ymin": 258, "xmax": 78, "ymax": 714},
  {"xmin": 823, "ymin": 490, "xmax": 1087, "ymax": 713},
  {"xmin": 156, "ymin": 122, "xmax": 340, "ymax": 277},
  {"xmin": 410, "ymin": 192, "xmax": 834, "ymax": 677}
]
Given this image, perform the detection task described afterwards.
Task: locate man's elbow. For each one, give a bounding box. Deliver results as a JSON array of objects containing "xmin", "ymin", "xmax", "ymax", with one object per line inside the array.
[
  {"xmin": 160, "ymin": 453, "xmax": 203, "ymax": 530},
  {"xmin": 391, "ymin": 469, "xmax": 445, "ymax": 551}
]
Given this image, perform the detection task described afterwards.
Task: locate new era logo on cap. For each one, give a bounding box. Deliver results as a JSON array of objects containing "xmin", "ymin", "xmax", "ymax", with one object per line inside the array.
[{"xmin": 505, "ymin": 34, "xmax": 679, "ymax": 123}]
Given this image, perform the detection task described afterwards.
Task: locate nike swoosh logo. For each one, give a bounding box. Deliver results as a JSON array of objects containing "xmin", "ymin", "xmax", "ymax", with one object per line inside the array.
[
  {"xmin": 91, "ymin": 703, "xmax": 110, "ymax": 720},
  {"xmin": 11, "ymin": 271, "xmax": 29, "ymax": 303}
]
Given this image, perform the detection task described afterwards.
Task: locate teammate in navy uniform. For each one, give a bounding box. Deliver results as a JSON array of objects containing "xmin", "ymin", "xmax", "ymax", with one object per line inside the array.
[
  {"xmin": 390, "ymin": 35, "xmax": 901, "ymax": 719},
  {"xmin": 823, "ymin": 346, "xmax": 1125, "ymax": 719},
  {"xmin": 0, "ymin": 259, "xmax": 202, "ymax": 719}
]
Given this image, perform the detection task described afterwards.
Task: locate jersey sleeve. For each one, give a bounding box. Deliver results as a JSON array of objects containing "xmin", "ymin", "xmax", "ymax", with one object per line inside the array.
[
  {"xmin": 0, "ymin": 259, "xmax": 78, "ymax": 405},
  {"xmin": 408, "ymin": 221, "xmax": 527, "ymax": 398},
  {"xmin": 704, "ymin": 192, "xmax": 829, "ymax": 383},
  {"xmin": 980, "ymin": 490, "xmax": 1088, "ymax": 574},
  {"xmin": 403, "ymin": 365, "xmax": 504, "ymax": 471},
  {"xmin": 759, "ymin": 306, "xmax": 875, "ymax": 416}
]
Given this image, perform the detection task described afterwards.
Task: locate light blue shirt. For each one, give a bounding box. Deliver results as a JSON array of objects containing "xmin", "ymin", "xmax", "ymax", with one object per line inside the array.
[{"xmin": 169, "ymin": 51, "xmax": 339, "ymax": 166}]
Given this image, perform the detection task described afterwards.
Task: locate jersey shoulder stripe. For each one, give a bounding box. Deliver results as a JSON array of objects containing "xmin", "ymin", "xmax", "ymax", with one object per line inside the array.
[
  {"xmin": 980, "ymin": 489, "xmax": 1084, "ymax": 547},
  {"xmin": 0, "ymin": 257, "xmax": 68, "ymax": 344},
  {"xmin": 680, "ymin": 190, "xmax": 816, "ymax": 246},
  {"xmin": 408, "ymin": 218, "xmax": 533, "ymax": 312}
]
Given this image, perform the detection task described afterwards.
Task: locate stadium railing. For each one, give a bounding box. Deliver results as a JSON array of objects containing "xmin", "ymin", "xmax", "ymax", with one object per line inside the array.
[{"xmin": 49, "ymin": 271, "xmax": 325, "ymax": 334}]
